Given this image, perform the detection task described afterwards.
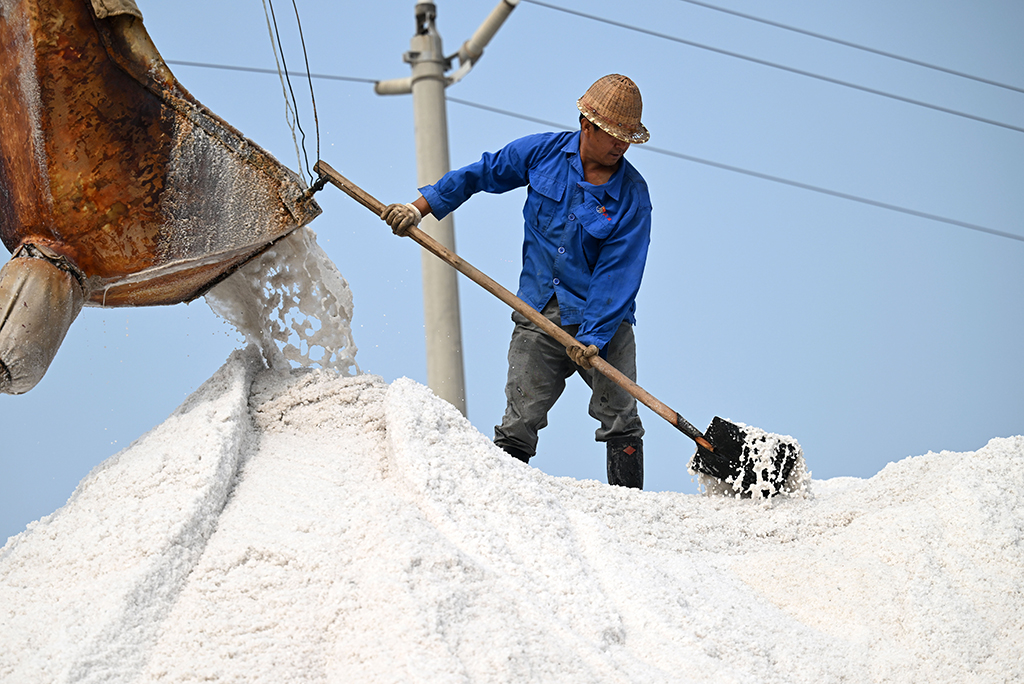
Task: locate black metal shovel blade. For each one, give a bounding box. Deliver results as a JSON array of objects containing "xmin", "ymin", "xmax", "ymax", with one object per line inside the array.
[{"xmin": 690, "ymin": 416, "xmax": 800, "ymax": 498}]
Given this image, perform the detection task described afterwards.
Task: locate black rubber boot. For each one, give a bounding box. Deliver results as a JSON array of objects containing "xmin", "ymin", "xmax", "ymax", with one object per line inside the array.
[{"xmin": 606, "ymin": 436, "xmax": 643, "ymax": 489}]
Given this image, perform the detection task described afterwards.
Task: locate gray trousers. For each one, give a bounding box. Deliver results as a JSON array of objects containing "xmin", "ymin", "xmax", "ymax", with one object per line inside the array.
[{"xmin": 493, "ymin": 299, "xmax": 644, "ymax": 457}]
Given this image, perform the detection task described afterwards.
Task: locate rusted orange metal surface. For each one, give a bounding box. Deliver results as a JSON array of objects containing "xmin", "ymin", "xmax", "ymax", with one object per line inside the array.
[
  {"xmin": 0, "ymin": 0, "xmax": 321, "ymax": 392},
  {"xmin": 0, "ymin": 0, "xmax": 320, "ymax": 307}
]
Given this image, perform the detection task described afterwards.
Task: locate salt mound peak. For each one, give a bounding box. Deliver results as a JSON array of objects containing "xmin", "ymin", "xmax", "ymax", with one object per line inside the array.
[{"xmin": 2, "ymin": 348, "xmax": 1022, "ymax": 683}]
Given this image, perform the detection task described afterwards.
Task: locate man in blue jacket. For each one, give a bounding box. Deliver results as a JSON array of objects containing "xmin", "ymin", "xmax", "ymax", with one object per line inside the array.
[{"xmin": 382, "ymin": 74, "xmax": 652, "ymax": 489}]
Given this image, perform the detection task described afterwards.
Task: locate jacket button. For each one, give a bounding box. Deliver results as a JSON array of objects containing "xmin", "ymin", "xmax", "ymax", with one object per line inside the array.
[
  {"xmin": 553, "ymin": 278, "xmax": 560, "ymax": 285},
  {"xmin": 557, "ymin": 247, "xmax": 565, "ymax": 254}
]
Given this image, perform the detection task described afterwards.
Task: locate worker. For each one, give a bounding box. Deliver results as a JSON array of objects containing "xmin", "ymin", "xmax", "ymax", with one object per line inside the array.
[{"xmin": 381, "ymin": 74, "xmax": 652, "ymax": 489}]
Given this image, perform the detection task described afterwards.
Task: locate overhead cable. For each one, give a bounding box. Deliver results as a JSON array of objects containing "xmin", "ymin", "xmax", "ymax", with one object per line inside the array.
[
  {"xmin": 445, "ymin": 96, "xmax": 1023, "ymax": 243},
  {"xmin": 518, "ymin": 0, "xmax": 1024, "ymax": 135},
  {"xmin": 165, "ymin": 60, "xmax": 378, "ymax": 84},
  {"xmin": 675, "ymin": 0, "xmax": 1024, "ymax": 95},
  {"xmin": 165, "ymin": 60, "xmax": 1023, "ymax": 244}
]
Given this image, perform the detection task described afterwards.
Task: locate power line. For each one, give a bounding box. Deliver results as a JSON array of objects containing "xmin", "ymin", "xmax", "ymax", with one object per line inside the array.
[
  {"xmin": 675, "ymin": 0, "xmax": 1024, "ymax": 95},
  {"xmin": 518, "ymin": 0, "xmax": 1024, "ymax": 135},
  {"xmin": 445, "ymin": 96, "xmax": 1024, "ymax": 244},
  {"xmin": 165, "ymin": 60, "xmax": 377, "ymax": 84},
  {"xmin": 165, "ymin": 60, "xmax": 1023, "ymax": 244}
]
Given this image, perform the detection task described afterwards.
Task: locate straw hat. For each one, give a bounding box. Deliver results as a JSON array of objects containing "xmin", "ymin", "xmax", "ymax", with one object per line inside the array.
[{"xmin": 576, "ymin": 74, "xmax": 650, "ymax": 144}]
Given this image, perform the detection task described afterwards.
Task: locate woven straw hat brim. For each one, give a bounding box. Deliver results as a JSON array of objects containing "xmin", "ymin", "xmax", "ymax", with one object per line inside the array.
[
  {"xmin": 576, "ymin": 74, "xmax": 650, "ymax": 144},
  {"xmin": 577, "ymin": 99, "xmax": 650, "ymax": 144}
]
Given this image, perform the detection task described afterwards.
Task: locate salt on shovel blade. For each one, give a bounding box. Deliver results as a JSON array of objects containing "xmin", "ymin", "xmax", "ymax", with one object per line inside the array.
[{"xmin": 691, "ymin": 417, "xmax": 800, "ymax": 498}]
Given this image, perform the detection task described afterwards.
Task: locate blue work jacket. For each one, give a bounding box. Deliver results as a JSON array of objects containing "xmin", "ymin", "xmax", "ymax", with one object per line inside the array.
[{"xmin": 420, "ymin": 130, "xmax": 652, "ymax": 351}]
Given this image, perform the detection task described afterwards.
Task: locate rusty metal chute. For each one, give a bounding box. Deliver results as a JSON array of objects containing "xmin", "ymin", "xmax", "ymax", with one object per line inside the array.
[{"xmin": 0, "ymin": 0, "xmax": 321, "ymax": 393}]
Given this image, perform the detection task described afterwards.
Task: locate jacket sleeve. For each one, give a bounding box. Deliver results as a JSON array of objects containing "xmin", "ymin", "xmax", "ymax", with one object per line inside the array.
[{"xmin": 418, "ymin": 134, "xmax": 550, "ymax": 221}]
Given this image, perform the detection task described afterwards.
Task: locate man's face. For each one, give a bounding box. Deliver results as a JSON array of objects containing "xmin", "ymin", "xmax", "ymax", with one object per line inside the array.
[{"xmin": 581, "ymin": 121, "xmax": 631, "ymax": 168}]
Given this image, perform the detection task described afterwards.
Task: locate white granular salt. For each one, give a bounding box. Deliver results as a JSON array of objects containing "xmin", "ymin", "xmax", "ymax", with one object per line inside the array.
[
  {"xmin": 6, "ymin": 355, "xmax": 1019, "ymax": 682},
  {"xmin": 205, "ymin": 226, "xmax": 358, "ymax": 374}
]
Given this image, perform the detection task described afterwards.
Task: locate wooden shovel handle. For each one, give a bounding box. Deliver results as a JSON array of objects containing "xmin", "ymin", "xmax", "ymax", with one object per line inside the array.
[{"xmin": 313, "ymin": 160, "xmax": 714, "ymax": 451}]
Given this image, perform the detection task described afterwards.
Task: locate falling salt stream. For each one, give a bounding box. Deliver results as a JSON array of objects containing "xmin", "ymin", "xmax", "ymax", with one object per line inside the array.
[{"xmin": 204, "ymin": 225, "xmax": 359, "ymax": 376}]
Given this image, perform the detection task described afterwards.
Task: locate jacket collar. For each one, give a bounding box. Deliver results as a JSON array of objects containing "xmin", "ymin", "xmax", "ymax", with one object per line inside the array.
[{"xmin": 563, "ymin": 131, "xmax": 624, "ymax": 201}]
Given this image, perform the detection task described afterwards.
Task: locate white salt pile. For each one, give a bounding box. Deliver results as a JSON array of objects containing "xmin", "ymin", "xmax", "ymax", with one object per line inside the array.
[
  {"xmin": 2, "ymin": 345, "xmax": 1022, "ymax": 683},
  {"xmin": 3, "ymin": 223, "xmax": 1022, "ymax": 682}
]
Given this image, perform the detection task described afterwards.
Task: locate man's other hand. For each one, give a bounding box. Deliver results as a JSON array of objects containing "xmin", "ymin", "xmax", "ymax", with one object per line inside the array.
[{"xmin": 567, "ymin": 344, "xmax": 599, "ymax": 369}]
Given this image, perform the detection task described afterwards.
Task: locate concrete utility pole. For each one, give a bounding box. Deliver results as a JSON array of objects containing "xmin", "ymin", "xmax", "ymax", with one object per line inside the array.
[{"xmin": 376, "ymin": 0, "xmax": 518, "ymax": 416}]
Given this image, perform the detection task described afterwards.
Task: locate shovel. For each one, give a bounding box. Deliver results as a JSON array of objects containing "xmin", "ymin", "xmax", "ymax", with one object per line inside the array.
[{"xmin": 313, "ymin": 160, "xmax": 800, "ymax": 497}]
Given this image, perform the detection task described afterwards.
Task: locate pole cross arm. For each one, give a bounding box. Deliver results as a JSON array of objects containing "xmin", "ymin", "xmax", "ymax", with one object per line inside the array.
[
  {"xmin": 375, "ymin": 0, "xmax": 520, "ymax": 94},
  {"xmin": 448, "ymin": 0, "xmax": 520, "ymax": 85}
]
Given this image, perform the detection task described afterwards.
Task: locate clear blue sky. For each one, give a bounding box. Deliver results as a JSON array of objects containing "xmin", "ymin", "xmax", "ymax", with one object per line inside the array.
[{"xmin": 3, "ymin": 0, "xmax": 1022, "ymax": 541}]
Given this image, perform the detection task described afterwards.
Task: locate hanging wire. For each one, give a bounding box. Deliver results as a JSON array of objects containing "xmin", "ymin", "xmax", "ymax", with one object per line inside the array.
[
  {"xmin": 264, "ymin": 0, "xmax": 315, "ymax": 184},
  {"xmin": 289, "ymin": 0, "xmax": 321, "ymax": 173},
  {"xmin": 262, "ymin": 0, "xmax": 303, "ymax": 176}
]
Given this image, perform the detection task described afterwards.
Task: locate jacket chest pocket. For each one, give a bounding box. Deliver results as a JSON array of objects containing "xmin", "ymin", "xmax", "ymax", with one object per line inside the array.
[
  {"xmin": 576, "ymin": 197, "xmax": 618, "ymax": 239},
  {"xmin": 525, "ymin": 173, "xmax": 565, "ymax": 232}
]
